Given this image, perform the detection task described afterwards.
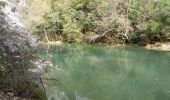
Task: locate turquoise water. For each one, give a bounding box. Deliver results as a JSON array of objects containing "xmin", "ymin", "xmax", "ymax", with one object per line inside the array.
[{"xmin": 37, "ymin": 45, "xmax": 170, "ymax": 100}]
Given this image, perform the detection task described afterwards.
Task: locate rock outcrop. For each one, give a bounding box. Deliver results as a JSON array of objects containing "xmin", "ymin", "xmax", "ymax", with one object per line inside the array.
[
  {"xmin": 0, "ymin": 0, "xmax": 51, "ymax": 99},
  {"xmin": 0, "ymin": 0, "xmax": 38, "ymax": 84},
  {"xmin": 0, "ymin": 0, "xmax": 39, "ymax": 93},
  {"xmin": 0, "ymin": 0, "xmax": 37, "ymax": 56},
  {"xmin": 0, "ymin": 0, "xmax": 39, "ymax": 80}
]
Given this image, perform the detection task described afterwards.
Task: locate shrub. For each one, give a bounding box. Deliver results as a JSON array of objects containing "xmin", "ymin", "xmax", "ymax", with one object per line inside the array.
[{"xmin": 129, "ymin": 0, "xmax": 170, "ymax": 43}]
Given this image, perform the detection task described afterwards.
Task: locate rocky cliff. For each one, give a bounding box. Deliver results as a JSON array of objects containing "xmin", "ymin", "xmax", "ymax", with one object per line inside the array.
[
  {"xmin": 0, "ymin": 0, "xmax": 37, "ymax": 90},
  {"xmin": 0, "ymin": 0, "xmax": 37, "ymax": 56}
]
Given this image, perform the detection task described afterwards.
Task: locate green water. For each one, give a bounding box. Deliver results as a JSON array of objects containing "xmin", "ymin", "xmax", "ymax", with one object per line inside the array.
[{"xmin": 37, "ymin": 44, "xmax": 170, "ymax": 100}]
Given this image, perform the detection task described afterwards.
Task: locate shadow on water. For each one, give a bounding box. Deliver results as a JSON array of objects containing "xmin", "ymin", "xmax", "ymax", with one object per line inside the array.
[{"xmin": 37, "ymin": 44, "xmax": 170, "ymax": 100}]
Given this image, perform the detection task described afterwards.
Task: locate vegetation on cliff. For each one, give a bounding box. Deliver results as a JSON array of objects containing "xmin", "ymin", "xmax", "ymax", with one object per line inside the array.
[{"xmin": 0, "ymin": 0, "xmax": 46, "ymax": 99}]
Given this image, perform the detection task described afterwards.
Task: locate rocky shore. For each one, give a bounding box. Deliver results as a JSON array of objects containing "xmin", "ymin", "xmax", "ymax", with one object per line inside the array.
[{"xmin": 146, "ymin": 42, "xmax": 170, "ymax": 52}]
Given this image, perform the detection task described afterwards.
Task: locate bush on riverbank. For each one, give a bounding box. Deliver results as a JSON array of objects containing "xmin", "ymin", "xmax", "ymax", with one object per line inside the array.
[
  {"xmin": 27, "ymin": 0, "xmax": 170, "ymax": 45},
  {"xmin": 128, "ymin": 0, "xmax": 170, "ymax": 45}
]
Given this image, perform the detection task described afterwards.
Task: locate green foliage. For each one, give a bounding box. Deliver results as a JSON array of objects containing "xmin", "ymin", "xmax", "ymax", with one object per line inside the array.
[
  {"xmin": 128, "ymin": 0, "xmax": 170, "ymax": 43},
  {"xmin": 34, "ymin": 0, "xmax": 170, "ymax": 44},
  {"xmin": 0, "ymin": 1, "xmax": 5, "ymax": 8}
]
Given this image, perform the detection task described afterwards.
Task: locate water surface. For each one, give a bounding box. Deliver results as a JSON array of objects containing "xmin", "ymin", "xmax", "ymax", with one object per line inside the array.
[{"xmin": 37, "ymin": 44, "xmax": 170, "ymax": 100}]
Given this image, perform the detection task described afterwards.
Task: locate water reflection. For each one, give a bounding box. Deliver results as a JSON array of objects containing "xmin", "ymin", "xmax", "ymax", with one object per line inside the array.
[{"xmin": 37, "ymin": 45, "xmax": 170, "ymax": 100}]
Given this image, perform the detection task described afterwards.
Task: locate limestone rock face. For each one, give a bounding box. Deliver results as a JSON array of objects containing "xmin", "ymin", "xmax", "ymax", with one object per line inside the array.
[
  {"xmin": 0, "ymin": 1, "xmax": 49, "ymax": 98},
  {"xmin": 0, "ymin": 0, "xmax": 38, "ymax": 76},
  {"xmin": 0, "ymin": 0, "xmax": 37, "ymax": 56}
]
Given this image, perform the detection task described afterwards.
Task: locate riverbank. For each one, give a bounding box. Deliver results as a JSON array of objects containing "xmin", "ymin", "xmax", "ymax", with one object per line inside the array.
[
  {"xmin": 38, "ymin": 41, "xmax": 63, "ymax": 46},
  {"xmin": 37, "ymin": 40, "xmax": 170, "ymax": 52}
]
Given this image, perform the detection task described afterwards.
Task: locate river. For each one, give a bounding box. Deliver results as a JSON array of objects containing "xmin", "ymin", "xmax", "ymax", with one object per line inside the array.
[{"xmin": 37, "ymin": 44, "xmax": 170, "ymax": 100}]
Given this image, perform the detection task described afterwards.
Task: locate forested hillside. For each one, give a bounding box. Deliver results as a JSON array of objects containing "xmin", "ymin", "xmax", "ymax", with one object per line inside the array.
[{"xmin": 25, "ymin": 0, "xmax": 170, "ymax": 45}]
